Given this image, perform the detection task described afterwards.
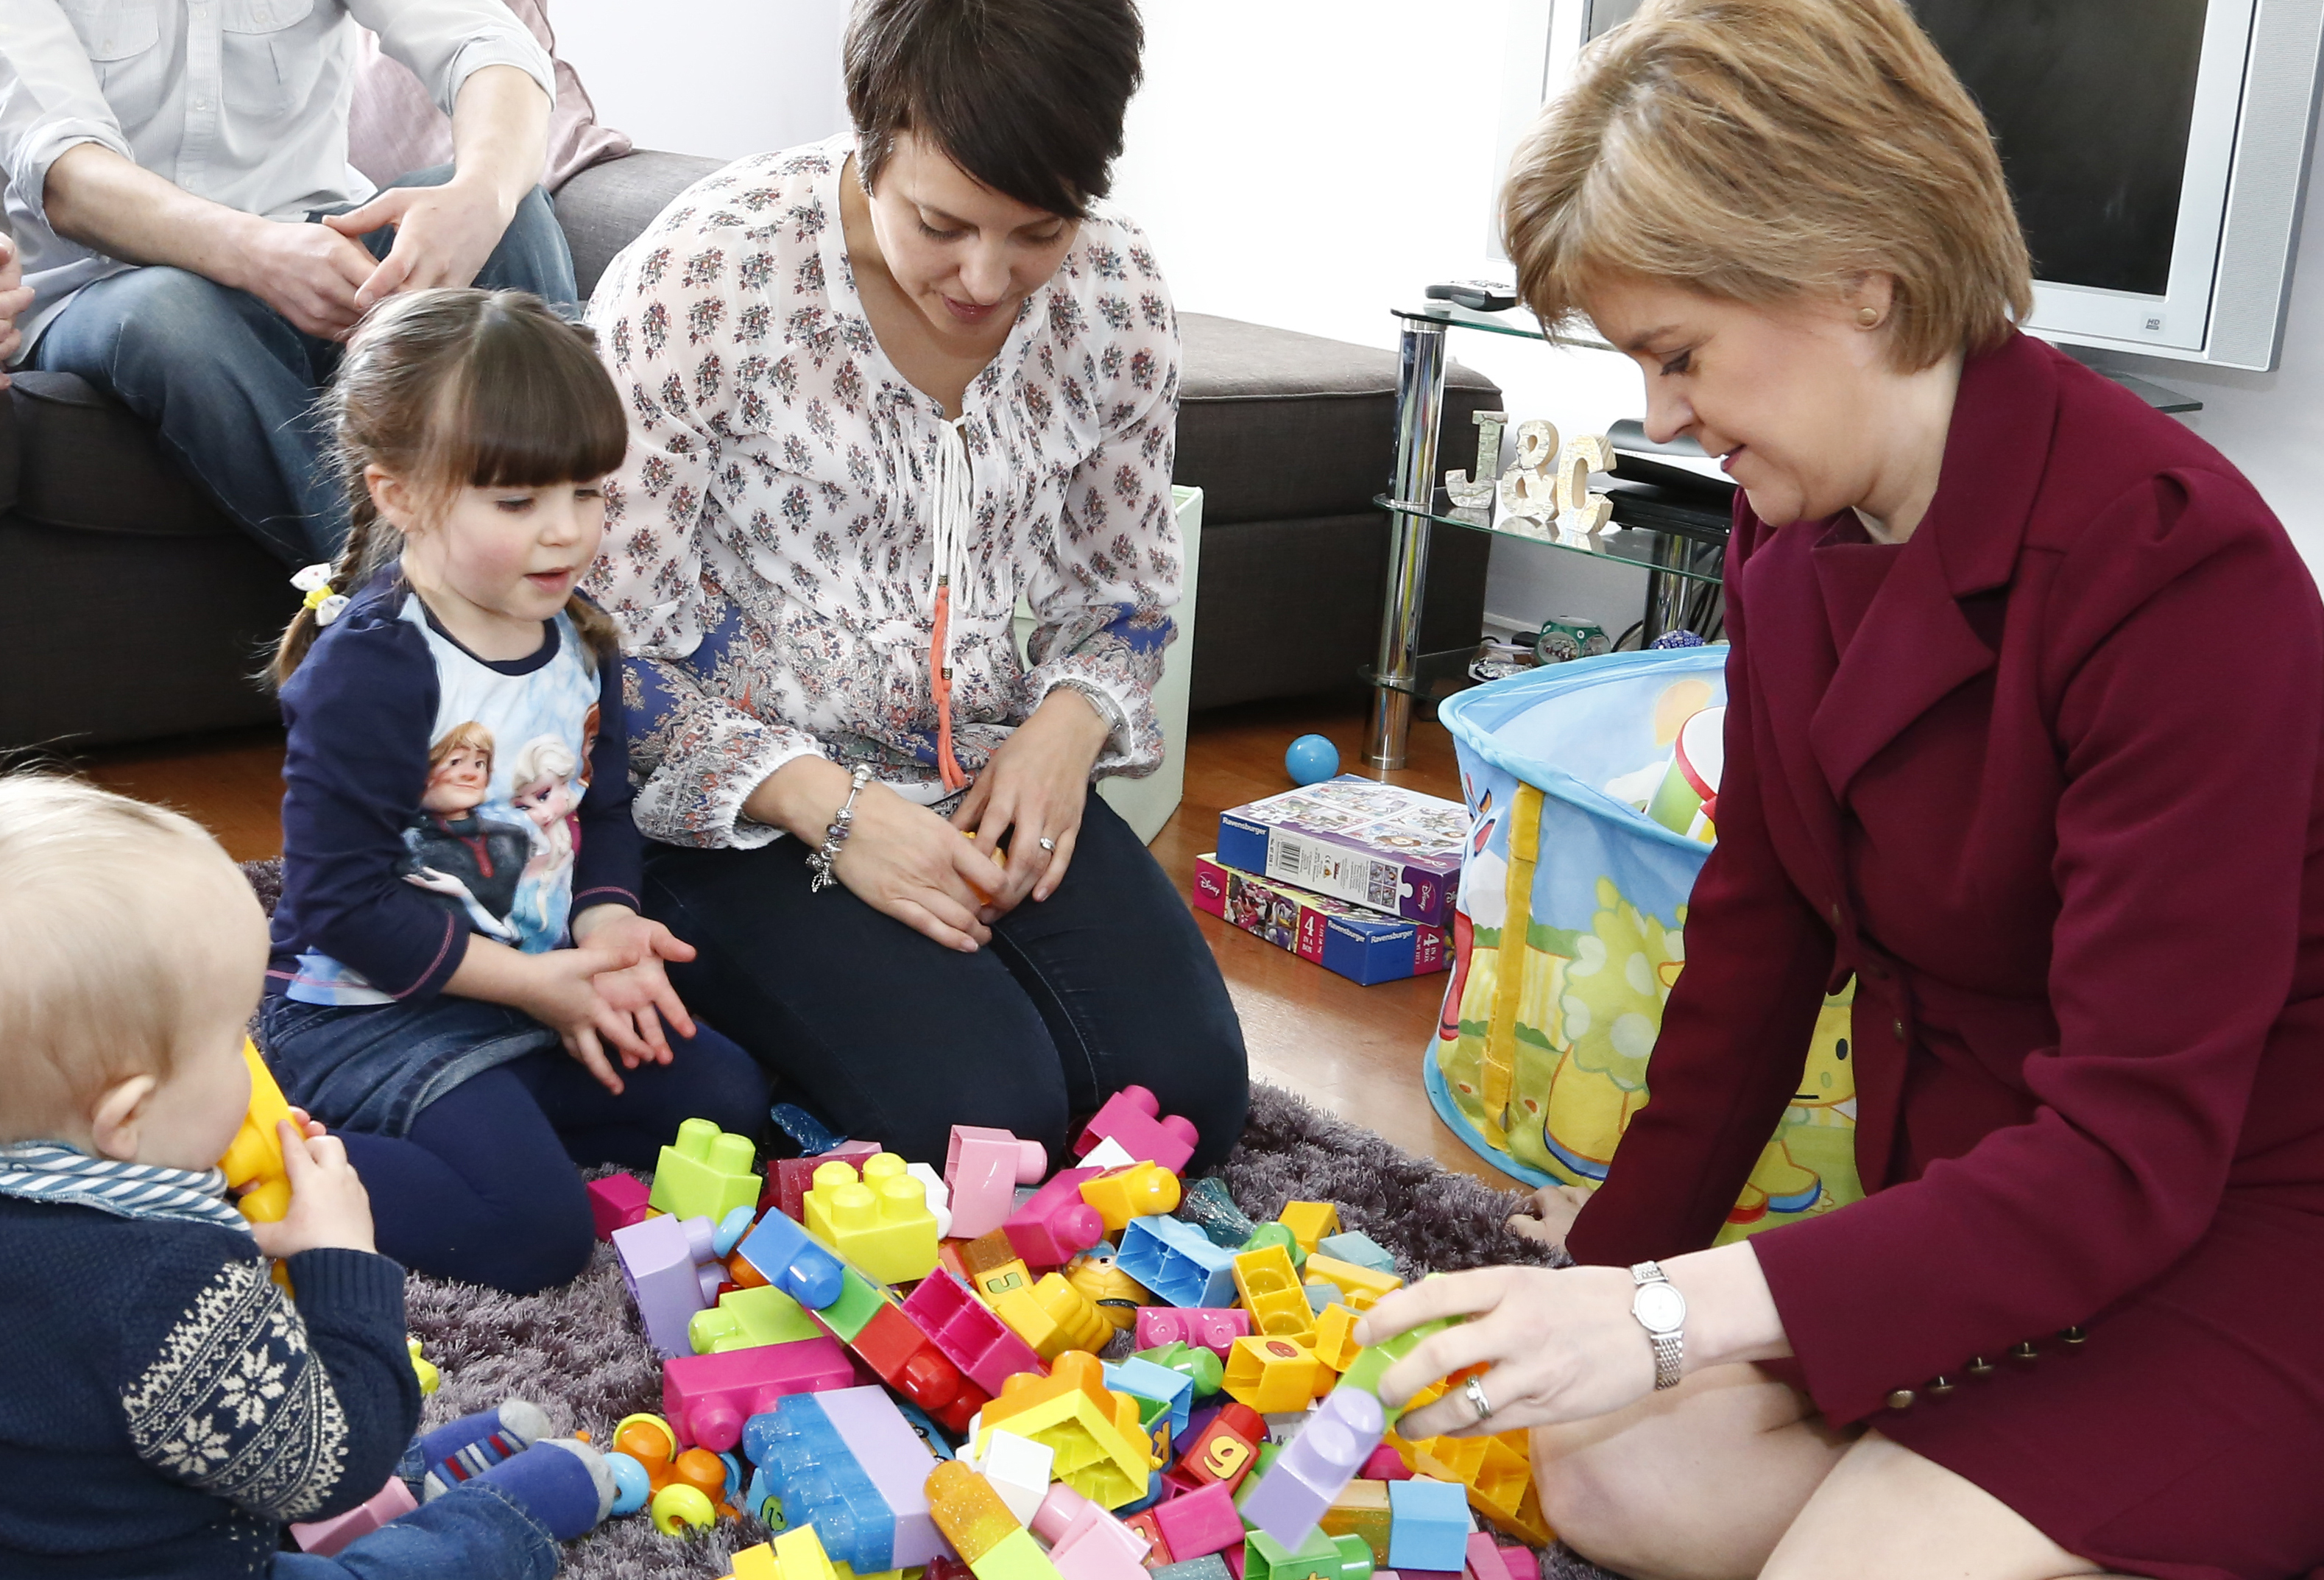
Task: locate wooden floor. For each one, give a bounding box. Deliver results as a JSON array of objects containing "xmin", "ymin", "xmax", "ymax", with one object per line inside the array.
[{"xmin": 74, "ymin": 693, "xmax": 1511, "ymax": 1187}]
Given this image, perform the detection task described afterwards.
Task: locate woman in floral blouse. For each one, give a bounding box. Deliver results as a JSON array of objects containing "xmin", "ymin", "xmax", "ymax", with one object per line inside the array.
[{"xmin": 584, "ymin": 0, "xmax": 1248, "ymax": 1169}]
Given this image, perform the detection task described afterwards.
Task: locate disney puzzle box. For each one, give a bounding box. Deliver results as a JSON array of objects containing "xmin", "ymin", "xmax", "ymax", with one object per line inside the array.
[
  {"xmin": 1191, "ymin": 856, "xmax": 1449, "ymax": 985},
  {"xmin": 1213, "ymin": 774, "xmax": 1466, "ymax": 928}
]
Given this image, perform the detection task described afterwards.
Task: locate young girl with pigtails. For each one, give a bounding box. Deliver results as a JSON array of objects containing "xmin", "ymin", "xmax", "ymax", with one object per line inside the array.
[{"xmin": 261, "ymin": 288, "xmax": 766, "ymax": 1296}]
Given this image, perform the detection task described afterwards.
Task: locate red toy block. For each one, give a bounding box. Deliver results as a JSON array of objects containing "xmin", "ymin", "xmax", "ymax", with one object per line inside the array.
[
  {"xmin": 1135, "ymin": 1307, "xmax": 1251, "ymax": 1358},
  {"xmin": 851, "ymin": 1299, "xmax": 991, "ymax": 1435},
  {"xmin": 764, "ymin": 1140, "xmax": 883, "ymax": 1221},
  {"xmin": 1166, "ymin": 1400, "xmax": 1264, "ymax": 1495},
  {"xmin": 1122, "ymin": 1509, "xmax": 1172, "ymax": 1567},
  {"xmin": 1463, "ymin": 1535, "xmax": 1511, "ymax": 1580},
  {"xmin": 902, "ymin": 1268, "xmax": 1048, "ymax": 1395},
  {"xmin": 588, "ymin": 1174, "xmax": 654, "ymax": 1241},
  {"xmin": 663, "ymin": 1336, "xmax": 854, "ymax": 1452},
  {"xmin": 947, "ymin": 1124, "xmax": 1050, "ymax": 1241},
  {"xmin": 1073, "ymin": 1086, "xmax": 1198, "ymax": 1173},
  {"xmin": 1360, "ymin": 1446, "xmax": 1412, "ymax": 1482},
  {"xmin": 288, "ymin": 1474, "xmax": 417, "ymax": 1555},
  {"xmin": 1151, "ymin": 1481, "xmax": 1243, "ymax": 1561},
  {"xmin": 1003, "ymin": 1167, "xmax": 1106, "ymax": 1269}
]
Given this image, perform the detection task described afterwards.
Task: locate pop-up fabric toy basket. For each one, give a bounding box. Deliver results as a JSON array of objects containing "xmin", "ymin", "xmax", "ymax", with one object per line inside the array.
[{"xmin": 1428, "ymin": 649, "xmax": 1864, "ymax": 1243}]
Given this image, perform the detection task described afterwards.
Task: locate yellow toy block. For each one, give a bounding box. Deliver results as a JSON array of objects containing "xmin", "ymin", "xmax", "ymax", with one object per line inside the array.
[
  {"xmin": 1232, "ymin": 1244, "xmax": 1314, "ymax": 1339},
  {"xmin": 1302, "ymin": 1254, "xmax": 1403, "ymax": 1312},
  {"xmin": 1275, "ymin": 1202, "xmax": 1340, "ymax": 1255},
  {"xmin": 650, "ymin": 1117, "xmax": 760, "ymax": 1223},
  {"xmin": 803, "ymin": 1152, "xmax": 940, "ymax": 1285},
  {"xmin": 1310, "ymin": 1304, "xmax": 1363, "ymax": 1372},
  {"xmin": 725, "ymin": 1542, "xmax": 780, "ymax": 1580},
  {"xmin": 407, "ymin": 1338, "xmax": 439, "ymax": 1394},
  {"xmin": 1063, "ymin": 1252, "xmax": 1152, "ymax": 1330},
  {"xmin": 1076, "ymin": 1163, "xmax": 1182, "ymax": 1235},
  {"xmin": 219, "ymin": 1040, "xmax": 296, "ymax": 1223},
  {"xmin": 926, "ymin": 1460, "xmax": 1065, "ymax": 1580},
  {"xmin": 1222, "ymin": 1335, "xmax": 1323, "ymax": 1413},
  {"xmin": 776, "ymin": 1526, "xmax": 843, "ymax": 1580},
  {"xmin": 977, "ymin": 1353, "xmax": 1155, "ymax": 1509},
  {"xmin": 972, "ymin": 1255, "xmax": 1037, "ymax": 1306},
  {"xmin": 1387, "ymin": 1427, "xmax": 1553, "ymax": 1546},
  {"xmin": 992, "ymin": 1271, "xmax": 1111, "ymax": 1360},
  {"xmin": 1318, "ymin": 1479, "xmax": 1393, "ymax": 1562}
]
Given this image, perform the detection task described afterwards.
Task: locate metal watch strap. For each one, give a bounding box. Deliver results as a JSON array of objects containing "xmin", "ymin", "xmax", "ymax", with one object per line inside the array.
[{"xmin": 1631, "ymin": 1260, "xmax": 1686, "ymax": 1392}]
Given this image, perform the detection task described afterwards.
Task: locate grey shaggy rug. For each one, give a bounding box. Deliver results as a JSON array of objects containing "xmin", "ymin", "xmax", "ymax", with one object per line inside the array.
[{"xmin": 233, "ymin": 863, "xmax": 1614, "ymax": 1578}]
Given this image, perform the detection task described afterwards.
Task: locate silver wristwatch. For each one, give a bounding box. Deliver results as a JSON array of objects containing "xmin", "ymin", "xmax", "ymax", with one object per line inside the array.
[{"xmin": 1629, "ymin": 1260, "xmax": 1687, "ymax": 1390}]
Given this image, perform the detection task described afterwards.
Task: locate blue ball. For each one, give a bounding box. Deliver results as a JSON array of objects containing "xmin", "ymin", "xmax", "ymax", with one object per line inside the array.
[
  {"xmin": 1285, "ymin": 734, "xmax": 1341, "ymax": 786},
  {"xmin": 605, "ymin": 1450, "xmax": 651, "ymax": 1517}
]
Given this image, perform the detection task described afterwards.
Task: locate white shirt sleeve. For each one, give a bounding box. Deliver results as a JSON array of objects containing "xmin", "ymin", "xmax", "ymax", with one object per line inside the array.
[
  {"xmin": 347, "ymin": 0, "xmax": 555, "ymax": 116},
  {"xmin": 0, "ymin": 0, "xmax": 135, "ymax": 232}
]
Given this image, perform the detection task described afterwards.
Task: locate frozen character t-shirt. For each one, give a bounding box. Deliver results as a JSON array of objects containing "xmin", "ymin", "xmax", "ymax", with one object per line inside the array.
[{"xmin": 268, "ymin": 580, "xmax": 640, "ymax": 1008}]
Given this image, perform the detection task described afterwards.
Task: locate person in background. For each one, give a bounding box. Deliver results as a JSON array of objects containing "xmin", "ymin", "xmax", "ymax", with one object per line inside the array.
[
  {"xmin": 0, "ymin": 0, "xmax": 573, "ymax": 562},
  {"xmin": 1359, "ymin": 2, "xmax": 2324, "ymax": 1577}
]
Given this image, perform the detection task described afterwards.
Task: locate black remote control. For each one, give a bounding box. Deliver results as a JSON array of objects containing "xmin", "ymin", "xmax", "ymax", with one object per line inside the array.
[{"xmin": 1426, "ymin": 279, "xmax": 1520, "ymax": 312}]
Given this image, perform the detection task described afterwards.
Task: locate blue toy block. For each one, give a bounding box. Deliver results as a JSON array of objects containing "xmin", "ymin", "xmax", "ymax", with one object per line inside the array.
[
  {"xmin": 1154, "ymin": 1558, "xmax": 1233, "ymax": 1580},
  {"xmin": 1240, "ymin": 1387, "xmax": 1385, "ymax": 1549},
  {"xmin": 1179, "ymin": 1177, "xmax": 1259, "ymax": 1249},
  {"xmin": 1385, "ymin": 1477, "xmax": 1470, "ymax": 1572},
  {"xmin": 741, "ymin": 1394, "xmax": 897, "ymax": 1573},
  {"xmin": 1315, "ymin": 1232, "xmax": 1397, "ymax": 1277},
  {"xmin": 771, "ymin": 1101, "xmax": 850, "ymax": 1156},
  {"xmin": 735, "ymin": 1207, "xmax": 847, "ymax": 1309},
  {"xmin": 1118, "ymin": 1215, "xmax": 1239, "ymax": 1308},
  {"xmin": 1307, "ymin": 1285, "xmax": 1338, "ymax": 1316},
  {"xmin": 1104, "ymin": 1355, "xmax": 1195, "ymax": 1438}
]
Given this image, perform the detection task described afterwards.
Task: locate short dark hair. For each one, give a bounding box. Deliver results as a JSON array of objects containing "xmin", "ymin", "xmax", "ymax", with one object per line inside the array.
[{"xmin": 844, "ymin": 0, "xmax": 1145, "ymax": 221}]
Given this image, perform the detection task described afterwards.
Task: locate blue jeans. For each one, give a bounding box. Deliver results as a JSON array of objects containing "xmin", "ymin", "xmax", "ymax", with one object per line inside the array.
[
  {"xmin": 28, "ymin": 165, "xmax": 576, "ymax": 564},
  {"xmin": 273, "ymin": 1476, "xmax": 557, "ymax": 1580}
]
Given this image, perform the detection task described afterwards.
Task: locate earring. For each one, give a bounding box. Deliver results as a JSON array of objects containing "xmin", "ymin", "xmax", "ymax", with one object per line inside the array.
[{"xmin": 1857, "ymin": 306, "xmax": 1883, "ymax": 328}]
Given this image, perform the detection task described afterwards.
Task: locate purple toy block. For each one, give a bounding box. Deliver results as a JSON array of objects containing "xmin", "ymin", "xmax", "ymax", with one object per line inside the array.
[
  {"xmin": 818, "ymin": 1384, "xmax": 950, "ymax": 1567},
  {"xmin": 901, "ymin": 1268, "xmax": 1047, "ymax": 1394},
  {"xmin": 946, "ymin": 1124, "xmax": 1049, "ymax": 1241},
  {"xmin": 663, "ymin": 1336, "xmax": 854, "ymax": 1451},
  {"xmin": 587, "ymin": 1174, "xmax": 652, "ymax": 1241},
  {"xmin": 612, "ymin": 1213, "xmax": 724, "ymax": 1358},
  {"xmin": 1002, "ymin": 1165, "xmax": 1105, "ymax": 1269},
  {"xmin": 1033, "ymin": 1481, "xmax": 1153, "ymax": 1580},
  {"xmin": 1463, "ymin": 1535, "xmax": 1513, "ymax": 1580},
  {"xmin": 1150, "ymin": 1479, "xmax": 1243, "ymax": 1560},
  {"xmin": 289, "ymin": 1475, "xmax": 417, "ymax": 1555},
  {"xmin": 1240, "ymin": 1386, "xmax": 1387, "ymax": 1549},
  {"xmin": 1135, "ymin": 1306, "xmax": 1251, "ymax": 1358},
  {"xmin": 1073, "ymin": 1085, "xmax": 1198, "ymax": 1172}
]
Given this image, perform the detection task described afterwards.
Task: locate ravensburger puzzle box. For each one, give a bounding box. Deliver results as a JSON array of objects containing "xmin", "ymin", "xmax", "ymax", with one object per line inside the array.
[
  {"xmin": 1213, "ymin": 774, "xmax": 1466, "ymax": 928},
  {"xmin": 1192, "ymin": 855, "xmax": 1449, "ymax": 985}
]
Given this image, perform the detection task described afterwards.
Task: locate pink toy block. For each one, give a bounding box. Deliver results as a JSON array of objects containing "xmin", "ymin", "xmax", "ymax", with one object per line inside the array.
[
  {"xmin": 946, "ymin": 1124, "xmax": 1050, "ymax": 1241},
  {"xmin": 1032, "ymin": 1480, "xmax": 1153, "ymax": 1580},
  {"xmin": 902, "ymin": 1268, "xmax": 1047, "ymax": 1394},
  {"xmin": 1463, "ymin": 1535, "xmax": 1513, "ymax": 1580},
  {"xmin": 1135, "ymin": 1306, "xmax": 1251, "ymax": 1358},
  {"xmin": 1223, "ymin": 1545, "xmax": 1246, "ymax": 1580},
  {"xmin": 1240, "ymin": 1386, "xmax": 1385, "ymax": 1548},
  {"xmin": 613, "ymin": 1213, "xmax": 726, "ymax": 1358},
  {"xmin": 1499, "ymin": 1550, "xmax": 1539, "ymax": 1580},
  {"xmin": 663, "ymin": 1336, "xmax": 855, "ymax": 1451},
  {"xmin": 1150, "ymin": 1480, "xmax": 1243, "ymax": 1561},
  {"xmin": 1072, "ymin": 1085, "xmax": 1198, "ymax": 1173},
  {"xmin": 1003, "ymin": 1166, "xmax": 1106, "ymax": 1269},
  {"xmin": 820, "ymin": 1384, "xmax": 952, "ymax": 1567},
  {"xmin": 588, "ymin": 1173, "xmax": 653, "ymax": 1241},
  {"xmin": 288, "ymin": 1474, "xmax": 417, "ymax": 1556},
  {"xmin": 1360, "ymin": 1445, "xmax": 1412, "ymax": 1481},
  {"xmin": 766, "ymin": 1140, "xmax": 883, "ymax": 1221}
]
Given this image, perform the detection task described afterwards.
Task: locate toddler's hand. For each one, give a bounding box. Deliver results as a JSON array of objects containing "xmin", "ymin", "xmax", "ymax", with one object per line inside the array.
[
  {"xmin": 509, "ymin": 944, "xmax": 656, "ymax": 1095},
  {"xmin": 250, "ymin": 1119, "xmax": 376, "ymax": 1259},
  {"xmin": 1507, "ymin": 1182, "xmax": 1592, "ymax": 1251},
  {"xmin": 571, "ymin": 909, "xmax": 701, "ymax": 1071}
]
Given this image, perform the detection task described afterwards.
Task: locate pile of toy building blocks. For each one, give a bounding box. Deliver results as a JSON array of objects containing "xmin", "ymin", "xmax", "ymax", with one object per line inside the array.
[{"xmin": 586, "ymin": 1085, "xmax": 1554, "ymax": 1580}]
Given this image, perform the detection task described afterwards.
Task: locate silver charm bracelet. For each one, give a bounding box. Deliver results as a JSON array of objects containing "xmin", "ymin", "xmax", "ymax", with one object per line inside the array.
[{"xmin": 806, "ymin": 764, "xmax": 875, "ymax": 892}]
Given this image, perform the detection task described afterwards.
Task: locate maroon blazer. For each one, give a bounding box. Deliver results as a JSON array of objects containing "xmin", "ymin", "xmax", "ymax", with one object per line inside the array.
[{"xmin": 1566, "ymin": 334, "xmax": 2324, "ymax": 1436}]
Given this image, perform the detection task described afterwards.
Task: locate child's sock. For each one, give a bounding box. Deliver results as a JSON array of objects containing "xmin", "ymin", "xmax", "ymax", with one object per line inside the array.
[
  {"xmin": 471, "ymin": 1438, "xmax": 617, "ymax": 1541},
  {"xmin": 414, "ymin": 1399, "xmax": 552, "ymax": 1500}
]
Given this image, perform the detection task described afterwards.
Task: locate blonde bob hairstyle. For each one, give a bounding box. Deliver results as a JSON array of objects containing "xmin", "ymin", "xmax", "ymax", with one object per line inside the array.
[{"xmin": 1502, "ymin": 0, "xmax": 2033, "ymax": 372}]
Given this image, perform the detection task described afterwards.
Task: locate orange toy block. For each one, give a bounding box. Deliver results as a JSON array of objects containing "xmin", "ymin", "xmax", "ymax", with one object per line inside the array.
[
  {"xmin": 977, "ymin": 1352, "xmax": 1156, "ymax": 1510},
  {"xmin": 219, "ymin": 1040, "xmax": 296, "ymax": 1223},
  {"xmin": 1076, "ymin": 1163, "xmax": 1182, "ymax": 1236},
  {"xmin": 804, "ymin": 1152, "xmax": 941, "ymax": 1285},
  {"xmin": 1387, "ymin": 1428, "xmax": 1551, "ymax": 1547},
  {"xmin": 1232, "ymin": 1244, "xmax": 1314, "ymax": 1340},
  {"xmin": 1274, "ymin": 1202, "xmax": 1340, "ymax": 1255},
  {"xmin": 992, "ymin": 1272, "xmax": 1111, "ymax": 1361},
  {"xmin": 1302, "ymin": 1255, "xmax": 1403, "ymax": 1312},
  {"xmin": 1222, "ymin": 1336, "xmax": 1324, "ymax": 1413}
]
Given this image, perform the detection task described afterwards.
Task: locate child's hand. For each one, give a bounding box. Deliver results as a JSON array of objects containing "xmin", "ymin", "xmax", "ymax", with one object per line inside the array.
[
  {"xmin": 1507, "ymin": 1182, "xmax": 1593, "ymax": 1251},
  {"xmin": 250, "ymin": 1118, "xmax": 377, "ymax": 1259},
  {"xmin": 571, "ymin": 908, "xmax": 701, "ymax": 1071},
  {"xmin": 508, "ymin": 944, "xmax": 659, "ymax": 1095}
]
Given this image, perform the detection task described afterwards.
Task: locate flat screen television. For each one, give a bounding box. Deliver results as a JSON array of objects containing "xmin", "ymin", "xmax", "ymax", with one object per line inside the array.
[{"xmin": 1505, "ymin": 0, "xmax": 2324, "ymax": 370}]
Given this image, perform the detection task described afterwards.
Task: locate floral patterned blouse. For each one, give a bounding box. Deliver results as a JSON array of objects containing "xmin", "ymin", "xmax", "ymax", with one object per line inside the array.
[{"xmin": 584, "ymin": 135, "xmax": 1183, "ymax": 849}]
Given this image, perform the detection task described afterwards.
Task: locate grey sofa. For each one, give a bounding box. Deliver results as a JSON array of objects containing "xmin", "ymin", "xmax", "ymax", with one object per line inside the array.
[{"xmin": 0, "ymin": 150, "xmax": 1497, "ymax": 749}]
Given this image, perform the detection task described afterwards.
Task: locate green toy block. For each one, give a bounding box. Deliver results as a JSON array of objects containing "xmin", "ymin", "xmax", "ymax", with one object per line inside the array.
[
  {"xmin": 689, "ymin": 1284, "xmax": 822, "ymax": 1354},
  {"xmin": 1240, "ymin": 1221, "xmax": 1307, "ymax": 1272},
  {"xmin": 1338, "ymin": 1316, "xmax": 1456, "ymax": 1425},
  {"xmin": 816, "ymin": 1266, "xmax": 889, "ymax": 1343},
  {"xmin": 649, "ymin": 1117, "xmax": 759, "ymax": 1223},
  {"xmin": 1243, "ymin": 1529, "xmax": 1374, "ymax": 1580}
]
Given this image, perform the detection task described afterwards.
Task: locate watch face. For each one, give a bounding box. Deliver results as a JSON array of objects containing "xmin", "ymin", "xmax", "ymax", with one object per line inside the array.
[{"xmin": 1634, "ymin": 1282, "xmax": 1687, "ymax": 1333}]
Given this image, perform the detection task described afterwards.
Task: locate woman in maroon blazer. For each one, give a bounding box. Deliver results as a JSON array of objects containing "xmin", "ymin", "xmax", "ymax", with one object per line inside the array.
[{"xmin": 1358, "ymin": 3, "xmax": 2324, "ymax": 1577}]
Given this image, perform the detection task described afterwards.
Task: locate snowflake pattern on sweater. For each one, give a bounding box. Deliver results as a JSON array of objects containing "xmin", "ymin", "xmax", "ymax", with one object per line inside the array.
[
  {"xmin": 120, "ymin": 1258, "xmax": 350, "ymax": 1520},
  {"xmin": 583, "ymin": 135, "xmax": 1183, "ymax": 847}
]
